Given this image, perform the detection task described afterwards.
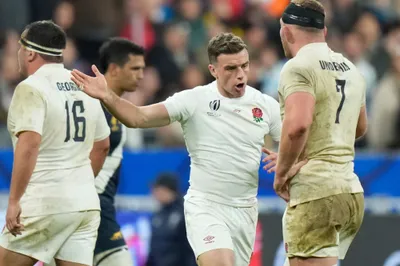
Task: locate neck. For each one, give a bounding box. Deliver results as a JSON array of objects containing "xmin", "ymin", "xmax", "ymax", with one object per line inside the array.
[
  {"xmin": 291, "ymin": 37, "xmax": 326, "ymax": 57},
  {"xmin": 27, "ymin": 61, "xmax": 50, "ymax": 76},
  {"xmin": 105, "ymin": 73, "xmax": 124, "ymax": 96}
]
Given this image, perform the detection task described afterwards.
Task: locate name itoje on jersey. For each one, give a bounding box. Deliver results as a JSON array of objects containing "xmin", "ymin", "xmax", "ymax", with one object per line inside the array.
[
  {"xmin": 56, "ymin": 81, "xmax": 80, "ymax": 92},
  {"xmin": 319, "ymin": 60, "xmax": 350, "ymax": 72}
]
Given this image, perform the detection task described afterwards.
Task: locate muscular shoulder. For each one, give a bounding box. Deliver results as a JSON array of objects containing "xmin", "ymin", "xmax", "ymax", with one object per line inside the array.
[
  {"xmin": 280, "ymin": 56, "xmax": 314, "ymax": 81},
  {"xmin": 18, "ymin": 75, "xmax": 48, "ymax": 97}
]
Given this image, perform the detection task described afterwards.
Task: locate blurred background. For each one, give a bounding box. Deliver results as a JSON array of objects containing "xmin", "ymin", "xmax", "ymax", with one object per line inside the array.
[{"xmin": 0, "ymin": 0, "xmax": 400, "ymax": 265}]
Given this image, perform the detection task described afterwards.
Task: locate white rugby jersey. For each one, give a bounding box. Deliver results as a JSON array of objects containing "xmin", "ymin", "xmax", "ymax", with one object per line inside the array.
[
  {"xmin": 7, "ymin": 63, "xmax": 110, "ymax": 217},
  {"xmin": 163, "ymin": 81, "xmax": 281, "ymax": 207}
]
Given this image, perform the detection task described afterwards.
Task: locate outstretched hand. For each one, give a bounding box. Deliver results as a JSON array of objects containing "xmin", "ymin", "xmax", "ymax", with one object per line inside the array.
[
  {"xmin": 261, "ymin": 147, "xmax": 278, "ymax": 173},
  {"xmin": 71, "ymin": 65, "xmax": 109, "ymax": 101}
]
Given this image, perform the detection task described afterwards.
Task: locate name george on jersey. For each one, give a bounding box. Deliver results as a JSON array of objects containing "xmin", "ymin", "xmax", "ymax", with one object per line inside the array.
[{"xmin": 56, "ymin": 82, "xmax": 81, "ymax": 92}]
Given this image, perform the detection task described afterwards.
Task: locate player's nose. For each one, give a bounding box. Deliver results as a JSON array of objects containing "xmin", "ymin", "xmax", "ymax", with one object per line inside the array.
[
  {"xmin": 237, "ymin": 69, "xmax": 244, "ymax": 80},
  {"xmin": 136, "ymin": 69, "xmax": 144, "ymax": 80}
]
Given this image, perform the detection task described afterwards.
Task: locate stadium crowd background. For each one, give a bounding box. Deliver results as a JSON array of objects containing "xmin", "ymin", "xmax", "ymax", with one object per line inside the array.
[
  {"xmin": 1, "ymin": 0, "xmax": 400, "ymax": 150},
  {"xmin": 0, "ymin": 1, "xmax": 400, "ymax": 265}
]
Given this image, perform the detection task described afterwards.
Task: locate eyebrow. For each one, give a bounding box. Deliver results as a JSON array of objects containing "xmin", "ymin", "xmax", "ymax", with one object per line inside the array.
[{"xmin": 224, "ymin": 61, "xmax": 249, "ymax": 69}]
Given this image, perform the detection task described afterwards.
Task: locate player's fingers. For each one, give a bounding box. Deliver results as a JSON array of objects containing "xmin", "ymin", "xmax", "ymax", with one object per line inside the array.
[
  {"xmin": 261, "ymin": 147, "xmax": 272, "ymax": 155},
  {"xmin": 262, "ymin": 153, "xmax": 277, "ymax": 163},
  {"xmin": 71, "ymin": 69, "xmax": 89, "ymax": 81},
  {"xmin": 289, "ymin": 160, "xmax": 308, "ymax": 176},
  {"xmin": 296, "ymin": 159, "xmax": 308, "ymax": 168},
  {"xmin": 71, "ymin": 77, "xmax": 86, "ymax": 91},
  {"xmin": 6, "ymin": 222, "xmax": 11, "ymax": 233},
  {"xmin": 263, "ymin": 161, "xmax": 276, "ymax": 171},
  {"xmin": 91, "ymin": 64, "xmax": 102, "ymax": 77},
  {"xmin": 281, "ymin": 192, "xmax": 290, "ymax": 202},
  {"xmin": 14, "ymin": 225, "xmax": 23, "ymax": 235},
  {"xmin": 7, "ymin": 220, "xmax": 17, "ymax": 236},
  {"xmin": 267, "ymin": 166, "xmax": 277, "ymax": 173},
  {"xmin": 71, "ymin": 73, "xmax": 85, "ymax": 86}
]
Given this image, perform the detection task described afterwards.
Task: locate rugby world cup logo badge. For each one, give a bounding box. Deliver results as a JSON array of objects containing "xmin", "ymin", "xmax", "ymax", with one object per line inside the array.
[
  {"xmin": 209, "ymin": 100, "xmax": 220, "ymax": 111},
  {"xmin": 207, "ymin": 100, "xmax": 221, "ymax": 117}
]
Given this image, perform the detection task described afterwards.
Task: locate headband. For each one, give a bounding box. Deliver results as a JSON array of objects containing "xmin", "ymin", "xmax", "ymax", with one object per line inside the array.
[
  {"xmin": 282, "ymin": 3, "xmax": 325, "ymax": 29},
  {"xmin": 19, "ymin": 38, "xmax": 63, "ymax": 56}
]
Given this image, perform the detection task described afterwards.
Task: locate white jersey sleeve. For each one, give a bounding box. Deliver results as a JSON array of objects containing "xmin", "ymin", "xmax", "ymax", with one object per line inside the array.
[
  {"xmin": 94, "ymin": 103, "xmax": 110, "ymax": 141},
  {"xmin": 9, "ymin": 83, "xmax": 46, "ymax": 137},
  {"xmin": 163, "ymin": 89, "xmax": 198, "ymax": 123},
  {"xmin": 264, "ymin": 95, "xmax": 281, "ymax": 141}
]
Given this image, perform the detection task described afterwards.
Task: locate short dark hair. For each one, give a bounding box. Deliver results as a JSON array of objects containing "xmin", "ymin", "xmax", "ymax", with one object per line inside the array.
[
  {"xmin": 207, "ymin": 33, "xmax": 247, "ymax": 64},
  {"xmin": 99, "ymin": 38, "xmax": 145, "ymax": 73},
  {"xmin": 291, "ymin": 0, "xmax": 325, "ymax": 15},
  {"xmin": 23, "ymin": 20, "xmax": 67, "ymax": 63}
]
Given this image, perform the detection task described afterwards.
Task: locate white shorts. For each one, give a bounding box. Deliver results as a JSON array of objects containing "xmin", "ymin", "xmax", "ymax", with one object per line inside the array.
[
  {"xmin": 0, "ymin": 210, "xmax": 100, "ymax": 265},
  {"xmin": 93, "ymin": 246, "xmax": 133, "ymax": 266},
  {"xmin": 184, "ymin": 196, "xmax": 258, "ymax": 266}
]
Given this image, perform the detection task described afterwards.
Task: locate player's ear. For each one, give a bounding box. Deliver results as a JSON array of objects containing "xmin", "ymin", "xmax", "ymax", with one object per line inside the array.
[
  {"xmin": 108, "ymin": 63, "xmax": 119, "ymax": 77},
  {"xmin": 27, "ymin": 50, "xmax": 36, "ymax": 63},
  {"xmin": 283, "ymin": 27, "xmax": 295, "ymax": 44},
  {"xmin": 208, "ymin": 64, "xmax": 217, "ymax": 79},
  {"xmin": 324, "ymin": 27, "xmax": 328, "ymax": 37}
]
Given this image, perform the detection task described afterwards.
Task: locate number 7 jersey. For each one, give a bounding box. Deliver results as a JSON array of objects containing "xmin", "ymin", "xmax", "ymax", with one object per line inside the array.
[
  {"xmin": 278, "ymin": 43, "xmax": 365, "ymax": 207},
  {"xmin": 7, "ymin": 63, "xmax": 110, "ymax": 216}
]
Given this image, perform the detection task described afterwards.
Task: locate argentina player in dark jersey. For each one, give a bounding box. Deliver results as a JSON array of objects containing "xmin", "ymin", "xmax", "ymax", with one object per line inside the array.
[{"xmin": 94, "ymin": 38, "xmax": 145, "ymax": 266}]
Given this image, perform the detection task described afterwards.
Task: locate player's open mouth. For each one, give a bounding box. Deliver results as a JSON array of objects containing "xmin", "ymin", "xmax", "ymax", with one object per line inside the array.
[{"xmin": 235, "ymin": 83, "xmax": 245, "ymax": 89}]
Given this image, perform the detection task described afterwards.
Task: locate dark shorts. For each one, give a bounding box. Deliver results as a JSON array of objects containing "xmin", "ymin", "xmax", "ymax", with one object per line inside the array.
[{"xmin": 94, "ymin": 199, "xmax": 127, "ymax": 255}]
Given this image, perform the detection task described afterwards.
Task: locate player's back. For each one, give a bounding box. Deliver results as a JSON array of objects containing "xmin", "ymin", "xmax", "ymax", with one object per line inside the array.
[
  {"xmin": 27, "ymin": 66, "xmax": 101, "ymax": 170},
  {"xmin": 7, "ymin": 63, "xmax": 108, "ymax": 216},
  {"xmin": 279, "ymin": 43, "xmax": 365, "ymax": 206}
]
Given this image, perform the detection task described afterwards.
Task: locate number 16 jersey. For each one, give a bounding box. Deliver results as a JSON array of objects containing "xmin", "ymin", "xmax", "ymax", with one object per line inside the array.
[
  {"xmin": 7, "ymin": 63, "xmax": 110, "ymax": 217},
  {"xmin": 278, "ymin": 43, "xmax": 365, "ymax": 207}
]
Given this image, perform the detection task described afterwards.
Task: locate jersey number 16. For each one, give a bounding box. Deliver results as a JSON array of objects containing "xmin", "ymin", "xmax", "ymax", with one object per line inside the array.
[{"xmin": 64, "ymin": 100, "xmax": 86, "ymax": 142}]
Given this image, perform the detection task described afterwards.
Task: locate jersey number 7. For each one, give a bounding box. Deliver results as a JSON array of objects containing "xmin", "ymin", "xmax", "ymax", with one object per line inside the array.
[
  {"xmin": 64, "ymin": 100, "xmax": 86, "ymax": 142},
  {"xmin": 335, "ymin": 79, "xmax": 346, "ymax": 124}
]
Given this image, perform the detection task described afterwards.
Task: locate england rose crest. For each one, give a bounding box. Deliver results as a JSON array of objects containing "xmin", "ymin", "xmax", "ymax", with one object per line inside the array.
[{"xmin": 252, "ymin": 107, "xmax": 263, "ymax": 123}]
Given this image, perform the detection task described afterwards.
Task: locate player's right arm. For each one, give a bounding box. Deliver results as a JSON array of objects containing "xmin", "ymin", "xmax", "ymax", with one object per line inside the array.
[
  {"xmin": 102, "ymin": 92, "xmax": 171, "ymax": 128},
  {"xmin": 71, "ymin": 65, "xmax": 172, "ymax": 128},
  {"xmin": 6, "ymin": 83, "xmax": 45, "ymax": 235},
  {"xmin": 71, "ymin": 65, "xmax": 196, "ymax": 128}
]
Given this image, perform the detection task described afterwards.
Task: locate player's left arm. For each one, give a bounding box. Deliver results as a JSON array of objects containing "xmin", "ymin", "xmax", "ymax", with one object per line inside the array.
[{"xmin": 9, "ymin": 131, "xmax": 41, "ymax": 205}]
